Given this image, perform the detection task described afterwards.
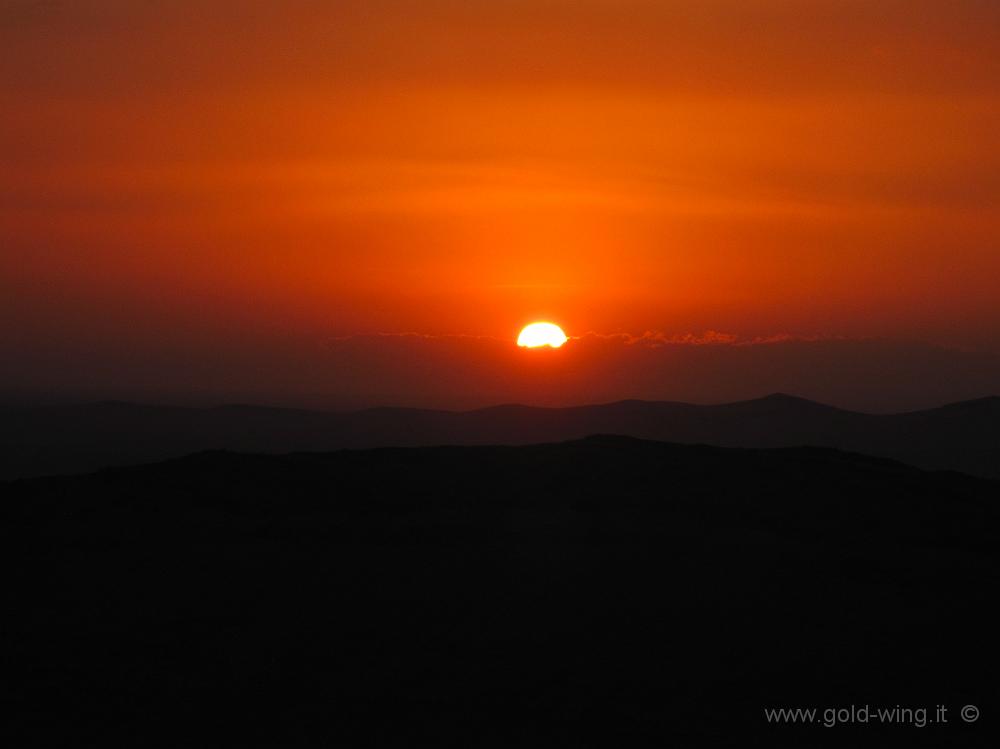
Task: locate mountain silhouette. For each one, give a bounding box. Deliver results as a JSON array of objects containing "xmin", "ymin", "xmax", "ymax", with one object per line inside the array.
[
  {"xmin": 4, "ymin": 437, "xmax": 997, "ymax": 746},
  {"xmin": 2, "ymin": 393, "xmax": 998, "ymax": 479}
]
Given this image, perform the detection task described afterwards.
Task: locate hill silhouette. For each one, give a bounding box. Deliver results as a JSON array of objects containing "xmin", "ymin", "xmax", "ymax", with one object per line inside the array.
[
  {"xmin": 2, "ymin": 393, "xmax": 999, "ymax": 479},
  {"xmin": 4, "ymin": 437, "xmax": 998, "ymax": 746}
]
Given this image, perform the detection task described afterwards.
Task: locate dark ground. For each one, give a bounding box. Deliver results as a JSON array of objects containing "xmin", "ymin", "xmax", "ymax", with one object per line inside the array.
[{"xmin": 3, "ymin": 436, "xmax": 998, "ymax": 746}]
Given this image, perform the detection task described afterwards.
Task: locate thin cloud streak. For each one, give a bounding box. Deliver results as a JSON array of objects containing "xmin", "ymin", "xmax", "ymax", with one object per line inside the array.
[{"xmin": 331, "ymin": 330, "xmax": 851, "ymax": 348}]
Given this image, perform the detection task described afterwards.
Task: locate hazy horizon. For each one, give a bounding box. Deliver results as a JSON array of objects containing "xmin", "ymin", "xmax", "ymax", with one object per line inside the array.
[{"xmin": 4, "ymin": 334, "xmax": 997, "ymax": 414}]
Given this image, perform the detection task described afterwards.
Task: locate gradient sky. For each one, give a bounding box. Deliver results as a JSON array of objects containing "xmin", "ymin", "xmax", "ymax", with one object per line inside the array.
[{"xmin": 2, "ymin": 1, "xmax": 998, "ymax": 409}]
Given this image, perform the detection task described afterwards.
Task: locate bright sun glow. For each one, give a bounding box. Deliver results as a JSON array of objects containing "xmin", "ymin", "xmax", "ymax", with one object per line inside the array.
[{"xmin": 517, "ymin": 322, "xmax": 568, "ymax": 348}]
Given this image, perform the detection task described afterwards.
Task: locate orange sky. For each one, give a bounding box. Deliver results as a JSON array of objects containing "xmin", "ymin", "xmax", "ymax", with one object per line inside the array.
[{"xmin": 2, "ymin": 1, "xmax": 999, "ymax": 406}]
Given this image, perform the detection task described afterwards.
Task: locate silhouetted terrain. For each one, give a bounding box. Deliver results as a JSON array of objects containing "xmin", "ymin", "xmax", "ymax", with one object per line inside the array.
[
  {"xmin": 2, "ymin": 393, "xmax": 999, "ymax": 480},
  {"xmin": 4, "ymin": 438, "xmax": 998, "ymax": 746}
]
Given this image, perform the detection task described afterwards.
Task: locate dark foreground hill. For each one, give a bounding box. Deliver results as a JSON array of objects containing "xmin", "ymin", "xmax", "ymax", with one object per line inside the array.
[
  {"xmin": 3, "ymin": 437, "xmax": 998, "ymax": 746},
  {"xmin": 2, "ymin": 393, "xmax": 999, "ymax": 479}
]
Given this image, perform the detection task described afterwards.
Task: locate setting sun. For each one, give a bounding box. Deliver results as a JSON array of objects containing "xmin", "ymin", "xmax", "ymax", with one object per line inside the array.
[{"xmin": 517, "ymin": 322, "xmax": 568, "ymax": 348}]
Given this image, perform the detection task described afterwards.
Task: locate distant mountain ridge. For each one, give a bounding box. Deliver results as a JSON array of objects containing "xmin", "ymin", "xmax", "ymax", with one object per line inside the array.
[{"xmin": 2, "ymin": 393, "xmax": 998, "ymax": 480}]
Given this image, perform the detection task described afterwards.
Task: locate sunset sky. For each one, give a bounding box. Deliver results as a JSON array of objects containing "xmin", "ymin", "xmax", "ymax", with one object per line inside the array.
[{"xmin": 2, "ymin": 1, "xmax": 998, "ymax": 410}]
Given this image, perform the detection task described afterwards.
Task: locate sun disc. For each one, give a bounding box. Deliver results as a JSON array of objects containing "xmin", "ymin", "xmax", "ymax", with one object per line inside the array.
[{"xmin": 517, "ymin": 322, "xmax": 568, "ymax": 348}]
